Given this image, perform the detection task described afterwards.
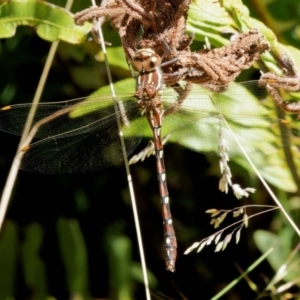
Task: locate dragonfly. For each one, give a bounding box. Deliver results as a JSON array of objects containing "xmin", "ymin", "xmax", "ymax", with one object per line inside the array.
[{"xmin": 0, "ymin": 49, "xmax": 299, "ymax": 272}]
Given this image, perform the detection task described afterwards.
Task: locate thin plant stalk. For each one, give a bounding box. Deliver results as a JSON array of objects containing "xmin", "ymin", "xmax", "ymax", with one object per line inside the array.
[
  {"xmin": 90, "ymin": 1, "xmax": 150, "ymax": 299},
  {"xmin": 0, "ymin": 0, "xmax": 74, "ymax": 231},
  {"xmin": 211, "ymin": 245, "xmax": 276, "ymax": 300},
  {"xmin": 222, "ymin": 116, "xmax": 300, "ymax": 237},
  {"xmin": 265, "ymin": 242, "xmax": 300, "ymax": 290}
]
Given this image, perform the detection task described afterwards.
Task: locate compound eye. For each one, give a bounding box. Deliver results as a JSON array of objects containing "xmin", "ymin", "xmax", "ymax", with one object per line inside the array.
[
  {"xmin": 130, "ymin": 49, "xmax": 161, "ymax": 72},
  {"xmin": 131, "ymin": 59, "xmax": 143, "ymax": 72},
  {"xmin": 144, "ymin": 55, "xmax": 161, "ymax": 71}
]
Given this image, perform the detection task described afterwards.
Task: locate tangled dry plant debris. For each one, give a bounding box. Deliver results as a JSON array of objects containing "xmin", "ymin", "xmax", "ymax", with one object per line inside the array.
[
  {"xmin": 75, "ymin": 0, "xmax": 193, "ymax": 60},
  {"xmin": 259, "ymin": 54, "xmax": 300, "ymax": 115},
  {"xmin": 75, "ymin": 0, "xmax": 300, "ymax": 112},
  {"xmin": 75, "ymin": 1, "xmax": 268, "ymax": 89}
]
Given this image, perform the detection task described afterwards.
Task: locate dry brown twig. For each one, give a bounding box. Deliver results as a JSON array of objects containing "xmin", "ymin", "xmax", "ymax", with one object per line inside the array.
[
  {"xmin": 75, "ymin": 1, "xmax": 270, "ymax": 89},
  {"xmin": 74, "ymin": 0, "xmax": 300, "ymax": 111},
  {"xmin": 175, "ymin": 29, "xmax": 269, "ymax": 89},
  {"xmin": 259, "ymin": 54, "xmax": 300, "ymax": 115},
  {"xmin": 75, "ymin": 0, "xmax": 193, "ymax": 60}
]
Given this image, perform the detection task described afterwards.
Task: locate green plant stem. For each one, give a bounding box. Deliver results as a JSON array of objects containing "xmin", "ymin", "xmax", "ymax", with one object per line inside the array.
[
  {"xmin": 0, "ymin": 0, "xmax": 74, "ymax": 232},
  {"xmin": 211, "ymin": 245, "xmax": 275, "ymax": 300}
]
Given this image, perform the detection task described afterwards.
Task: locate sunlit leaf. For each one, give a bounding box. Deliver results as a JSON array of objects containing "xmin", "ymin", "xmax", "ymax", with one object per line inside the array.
[
  {"xmin": 0, "ymin": 0, "xmax": 91, "ymax": 43},
  {"xmin": 187, "ymin": 0, "xmax": 237, "ymax": 47},
  {"xmin": 104, "ymin": 226, "xmax": 133, "ymax": 300},
  {"xmin": 21, "ymin": 223, "xmax": 48, "ymax": 298},
  {"xmin": 0, "ymin": 221, "xmax": 18, "ymax": 299},
  {"xmin": 254, "ymin": 230, "xmax": 300, "ymax": 283},
  {"xmin": 97, "ymin": 46, "xmax": 129, "ymax": 71},
  {"xmin": 56, "ymin": 218, "xmax": 89, "ymax": 297}
]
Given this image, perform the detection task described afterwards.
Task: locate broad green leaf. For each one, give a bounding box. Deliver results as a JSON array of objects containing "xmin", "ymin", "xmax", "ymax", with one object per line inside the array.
[
  {"xmin": 0, "ymin": 0, "xmax": 91, "ymax": 43},
  {"xmin": 187, "ymin": 0, "xmax": 277, "ymax": 49},
  {"xmin": 21, "ymin": 223, "xmax": 48, "ymax": 299},
  {"xmin": 56, "ymin": 218, "xmax": 89, "ymax": 297},
  {"xmin": 187, "ymin": 0, "xmax": 237, "ymax": 47},
  {"xmin": 96, "ymin": 46, "xmax": 129, "ymax": 71},
  {"xmin": 221, "ymin": 0, "xmax": 275, "ymax": 39},
  {"xmin": 188, "ymin": 0, "xmax": 300, "ymax": 77},
  {"xmin": 104, "ymin": 225, "xmax": 158, "ymax": 293},
  {"xmin": 235, "ymin": 151, "xmax": 298, "ymax": 193},
  {"xmin": 69, "ymin": 78, "xmax": 135, "ymax": 118},
  {"xmin": 105, "ymin": 226, "xmax": 133, "ymax": 300},
  {"xmin": 130, "ymin": 262, "xmax": 158, "ymax": 289},
  {"xmin": 224, "ymin": 1, "xmax": 300, "ymax": 76},
  {"xmin": 0, "ymin": 220, "xmax": 18, "ymax": 300},
  {"xmin": 161, "ymin": 82, "xmax": 282, "ymax": 156},
  {"xmin": 254, "ymin": 230, "xmax": 300, "ymax": 283},
  {"xmin": 245, "ymin": 0, "xmax": 300, "ymax": 48},
  {"xmin": 281, "ymin": 44, "xmax": 300, "ymax": 74},
  {"xmin": 91, "ymin": 77, "xmax": 135, "ymax": 96}
]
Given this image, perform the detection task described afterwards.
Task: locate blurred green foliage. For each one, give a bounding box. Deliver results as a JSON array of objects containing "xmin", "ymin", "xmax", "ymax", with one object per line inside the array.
[{"xmin": 0, "ymin": 0, "xmax": 299, "ymax": 299}]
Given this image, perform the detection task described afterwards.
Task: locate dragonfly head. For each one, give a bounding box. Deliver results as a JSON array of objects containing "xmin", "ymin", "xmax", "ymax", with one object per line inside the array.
[{"xmin": 131, "ymin": 48, "xmax": 162, "ymax": 73}]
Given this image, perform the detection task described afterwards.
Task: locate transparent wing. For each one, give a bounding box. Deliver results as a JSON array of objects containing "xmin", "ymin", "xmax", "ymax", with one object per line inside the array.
[
  {"xmin": 0, "ymin": 96, "xmax": 145, "ymax": 173},
  {"xmin": 160, "ymin": 80, "xmax": 300, "ymax": 156},
  {"xmin": 1, "ymin": 80, "xmax": 299, "ymax": 172}
]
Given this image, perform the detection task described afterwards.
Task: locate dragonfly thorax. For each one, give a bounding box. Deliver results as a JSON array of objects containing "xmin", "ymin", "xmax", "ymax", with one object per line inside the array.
[
  {"xmin": 131, "ymin": 48, "xmax": 162, "ymax": 73},
  {"xmin": 133, "ymin": 48, "xmax": 164, "ymax": 101}
]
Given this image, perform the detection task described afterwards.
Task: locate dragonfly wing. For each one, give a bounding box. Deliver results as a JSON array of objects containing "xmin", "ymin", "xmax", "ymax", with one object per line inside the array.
[
  {"xmin": 0, "ymin": 97, "xmax": 144, "ymax": 173},
  {"xmin": 162, "ymin": 81, "xmax": 300, "ymax": 156},
  {"xmin": 18, "ymin": 115, "xmax": 142, "ymax": 173},
  {"xmin": 0, "ymin": 96, "xmax": 137, "ymax": 138}
]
